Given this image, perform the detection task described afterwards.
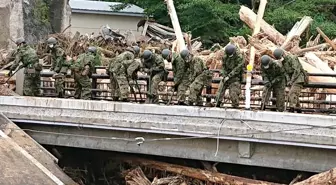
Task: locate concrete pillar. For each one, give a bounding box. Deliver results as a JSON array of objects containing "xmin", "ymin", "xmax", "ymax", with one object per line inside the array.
[{"xmin": 15, "ymin": 68, "xmax": 24, "ymax": 95}]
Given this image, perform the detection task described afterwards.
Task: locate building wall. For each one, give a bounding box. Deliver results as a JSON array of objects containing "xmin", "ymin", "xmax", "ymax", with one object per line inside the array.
[{"xmin": 70, "ymin": 13, "xmax": 143, "ymax": 37}]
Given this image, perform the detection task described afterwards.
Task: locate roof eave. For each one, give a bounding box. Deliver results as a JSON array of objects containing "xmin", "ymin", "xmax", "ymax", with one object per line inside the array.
[{"xmin": 72, "ymin": 9, "xmax": 146, "ymax": 17}]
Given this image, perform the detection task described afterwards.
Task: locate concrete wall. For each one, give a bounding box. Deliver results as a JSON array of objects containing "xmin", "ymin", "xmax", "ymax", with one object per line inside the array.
[
  {"xmin": 0, "ymin": 0, "xmax": 70, "ymax": 48},
  {"xmin": 70, "ymin": 12, "xmax": 142, "ymax": 37},
  {"xmin": 0, "ymin": 0, "xmax": 24, "ymax": 49}
]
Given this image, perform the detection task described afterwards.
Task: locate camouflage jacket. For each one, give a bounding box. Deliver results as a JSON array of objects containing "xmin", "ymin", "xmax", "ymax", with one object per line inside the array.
[
  {"xmin": 143, "ymin": 53, "xmax": 166, "ymax": 76},
  {"xmin": 282, "ymin": 54, "xmax": 306, "ymax": 84},
  {"xmin": 93, "ymin": 48, "xmax": 102, "ymax": 66},
  {"xmin": 172, "ymin": 53, "xmax": 188, "ymax": 84},
  {"xmin": 189, "ymin": 56, "xmax": 205, "ymax": 81},
  {"xmin": 261, "ymin": 60, "xmax": 286, "ymax": 85},
  {"xmin": 11, "ymin": 45, "xmax": 39, "ymax": 71},
  {"xmin": 108, "ymin": 51, "xmax": 135, "ymax": 76},
  {"xmin": 222, "ymin": 51, "xmax": 244, "ymax": 82},
  {"xmin": 189, "ymin": 56, "xmax": 212, "ymax": 83},
  {"xmin": 50, "ymin": 46, "xmax": 70, "ymax": 73},
  {"xmin": 71, "ymin": 53, "xmax": 95, "ymax": 74}
]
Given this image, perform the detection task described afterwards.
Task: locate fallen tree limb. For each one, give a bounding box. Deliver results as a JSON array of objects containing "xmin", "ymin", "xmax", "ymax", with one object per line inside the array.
[
  {"xmin": 122, "ymin": 157, "xmax": 283, "ymax": 185},
  {"xmin": 239, "ymin": 6, "xmax": 285, "ymax": 44},
  {"xmin": 293, "ymin": 168, "xmax": 336, "ymax": 185},
  {"xmin": 316, "ymin": 27, "xmax": 336, "ymax": 51}
]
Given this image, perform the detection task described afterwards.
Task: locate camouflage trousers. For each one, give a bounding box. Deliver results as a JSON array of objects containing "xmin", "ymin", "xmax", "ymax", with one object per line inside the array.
[
  {"xmin": 216, "ymin": 80, "xmax": 241, "ymax": 108},
  {"xmin": 23, "ymin": 73, "xmax": 41, "ymax": 96},
  {"xmin": 288, "ymin": 83, "xmax": 303, "ymax": 108},
  {"xmin": 115, "ymin": 74, "xmax": 129, "ymax": 100},
  {"xmin": 148, "ymin": 73, "xmax": 163, "ymax": 104},
  {"xmin": 262, "ymin": 79, "xmax": 286, "ymax": 112},
  {"xmin": 189, "ymin": 74, "xmax": 209, "ymax": 105},
  {"xmin": 176, "ymin": 78, "xmax": 190, "ymax": 103},
  {"xmin": 74, "ymin": 73, "xmax": 91, "ymax": 100},
  {"xmin": 109, "ymin": 74, "xmax": 120, "ymax": 100},
  {"xmin": 54, "ymin": 74, "xmax": 65, "ymax": 98}
]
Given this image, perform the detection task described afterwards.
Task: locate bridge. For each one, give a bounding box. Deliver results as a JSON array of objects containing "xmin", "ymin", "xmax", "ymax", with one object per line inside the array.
[{"xmin": 1, "ymin": 96, "xmax": 336, "ymax": 173}]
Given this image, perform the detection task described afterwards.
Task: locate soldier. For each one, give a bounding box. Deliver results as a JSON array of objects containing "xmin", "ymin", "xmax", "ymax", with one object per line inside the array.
[
  {"xmin": 142, "ymin": 50, "xmax": 167, "ymax": 104},
  {"xmin": 162, "ymin": 49, "xmax": 190, "ymax": 105},
  {"xmin": 9, "ymin": 38, "xmax": 42, "ymax": 96},
  {"xmin": 108, "ymin": 46, "xmax": 140, "ymax": 101},
  {"xmin": 187, "ymin": 53, "xmax": 213, "ymax": 106},
  {"xmin": 71, "ymin": 46, "xmax": 96, "ymax": 100},
  {"xmin": 48, "ymin": 37, "xmax": 71, "ymax": 98},
  {"xmin": 215, "ymin": 44, "xmax": 244, "ymax": 108},
  {"xmin": 273, "ymin": 48, "xmax": 308, "ymax": 113},
  {"xmin": 260, "ymin": 55, "xmax": 286, "ymax": 112}
]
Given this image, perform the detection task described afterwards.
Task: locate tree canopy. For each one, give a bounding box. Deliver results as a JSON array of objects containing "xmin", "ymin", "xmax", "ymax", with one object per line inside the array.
[{"xmin": 101, "ymin": 0, "xmax": 336, "ymax": 47}]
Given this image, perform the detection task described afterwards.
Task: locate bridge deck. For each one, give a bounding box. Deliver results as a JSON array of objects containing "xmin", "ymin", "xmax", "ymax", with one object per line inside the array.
[{"xmin": 1, "ymin": 96, "xmax": 336, "ymax": 172}]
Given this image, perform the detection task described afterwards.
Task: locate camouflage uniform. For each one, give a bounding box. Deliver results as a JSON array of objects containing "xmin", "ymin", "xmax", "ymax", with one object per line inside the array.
[
  {"xmin": 171, "ymin": 53, "xmax": 190, "ymax": 103},
  {"xmin": 10, "ymin": 45, "xmax": 42, "ymax": 96},
  {"xmin": 188, "ymin": 56, "xmax": 212, "ymax": 106},
  {"xmin": 283, "ymin": 54, "xmax": 307, "ymax": 110},
  {"xmin": 107, "ymin": 57, "xmax": 120, "ymax": 100},
  {"xmin": 50, "ymin": 46, "xmax": 70, "ymax": 98},
  {"xmin": 71, "ymin": 53, "xmax": 94, "ymax": 100},
  {"xmin": 216, "ymin": 51, "xmax": 244, "ymax": 108},
  {"xmin": 93, "ymin": 49, "xmax": 102, "ymax": 66},
  {"xmin": 261, "ymin": 60, "xmax": 286, "ymax": 112},
  {"xmin": 109, "ymin": 51, "xmax": 135, "ymax": 101},
  {"xmin": 143, "ymin": 53, "xmax": 167, "ymax": 103}
]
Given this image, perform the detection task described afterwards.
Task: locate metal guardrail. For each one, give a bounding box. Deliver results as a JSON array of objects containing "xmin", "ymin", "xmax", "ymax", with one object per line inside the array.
[{"xmin": 38, "ymin": 66, "xmax": 336, "ymax": 111}]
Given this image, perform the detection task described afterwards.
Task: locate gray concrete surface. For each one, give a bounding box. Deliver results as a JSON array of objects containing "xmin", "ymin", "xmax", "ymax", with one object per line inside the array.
[
  {"xmin": 0, "ymin": 113, "xmax": 77, "ymax": 185},
  {"xmin": 1, "ymin": 96, "xmax": 336, "ymax": 172}
]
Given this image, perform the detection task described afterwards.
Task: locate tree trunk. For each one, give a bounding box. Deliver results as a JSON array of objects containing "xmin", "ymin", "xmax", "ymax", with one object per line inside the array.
[
  {"xmin": 239, "ymin": 6, "xmax": 285, "ymax": 45},
  {"xmin": 281, "ymin": 16, "xmax": 313, "ymax": 50},
  {"xmin": 293, "ymin": 168, "xmax": 336, "ymax": 185},
  {"xmin": 164, "ymin": 0, "xmax": 186, "ymax": 52},
  {"xmin": 122, "ymin": 157, "xmax": 283, "ymax": 185}
]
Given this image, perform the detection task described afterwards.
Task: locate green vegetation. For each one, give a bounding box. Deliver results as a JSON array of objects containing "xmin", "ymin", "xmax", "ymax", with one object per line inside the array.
[
  {"xmin": 33, "ymin": 0, "xmax": 50, "ymax": 25},
  {"xmin": 101, "ymin": 0, "xmax": 336, "ymax": 47}
]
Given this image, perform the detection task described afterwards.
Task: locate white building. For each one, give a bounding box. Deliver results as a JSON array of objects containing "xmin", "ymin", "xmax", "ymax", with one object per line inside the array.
[{"xmin": 69, "ymin": 0, "xmax": 145, "ymax": 37}]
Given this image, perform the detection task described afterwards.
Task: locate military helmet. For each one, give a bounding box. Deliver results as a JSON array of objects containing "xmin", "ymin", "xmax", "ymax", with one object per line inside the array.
[
  {"xmin": 47, "ymin": 37, "xmax": 57, "ymax": 45},
  {"xmin": 261, "ymin": 55, "xmax": 271, "ymax": 68},
  {"xmin": 161, "ymin": 49, "xmax": 171, "ymax": 59},
  {"xmin": 273, "ymin": 48, "xmax": 284, "ymax": 59},
  {"xmin": 142, "ymin": 50, "xmax": 152, "ymax": 60},
  {"xmin": 88, "ymin": 46, "xmax": 97, "ymax": 53},
  {"xmin": 180, "ymin": 49, "xmax": 189, "ymax": 59},
  {"xmin": 15, "ymin": 38, "xmax": 26, "ymax": 45},
  {"xmin": 133, "ymin": 46, "xmax": 140, "ymax": 55},
  {"xmin": 225, "ymin": 44, "xmax": 236, "ymax": 55}
]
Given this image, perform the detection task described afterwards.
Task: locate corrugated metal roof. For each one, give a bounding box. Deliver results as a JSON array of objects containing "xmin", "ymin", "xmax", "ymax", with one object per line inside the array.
[{"xmin": 69, "ymin": 0, "xmax": 145, "ymax": 15}]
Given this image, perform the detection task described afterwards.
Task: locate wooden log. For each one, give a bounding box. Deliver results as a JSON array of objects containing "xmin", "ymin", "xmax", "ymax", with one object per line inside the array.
[
  {"xmin": 316, "ymin": 27, "xmax": 336, "ymax": 50},
  {"xmin": 124, "ymin": 167, "xmax": 151, "ymax": 185},
  {"xmin": 293, "ymin": 168, "xmax": 336, "ymax": 185},
  {"xmin": 164, "ymin": 0, "xmax": 186, "ymax": 51},
  {"xmin": 245, "ymin": 0, "xmax": 267, "ymax": 109},
  {"xmin": 122, "ymin": 157, "xmax": 283, "ymax": 185},
  {"xmin": 281, "ymin": 16, "xmax": 313, "ymax": 50},
  {"xmin": 239, "ymin": 6, "xmax": 285, "ymax": 45}
]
